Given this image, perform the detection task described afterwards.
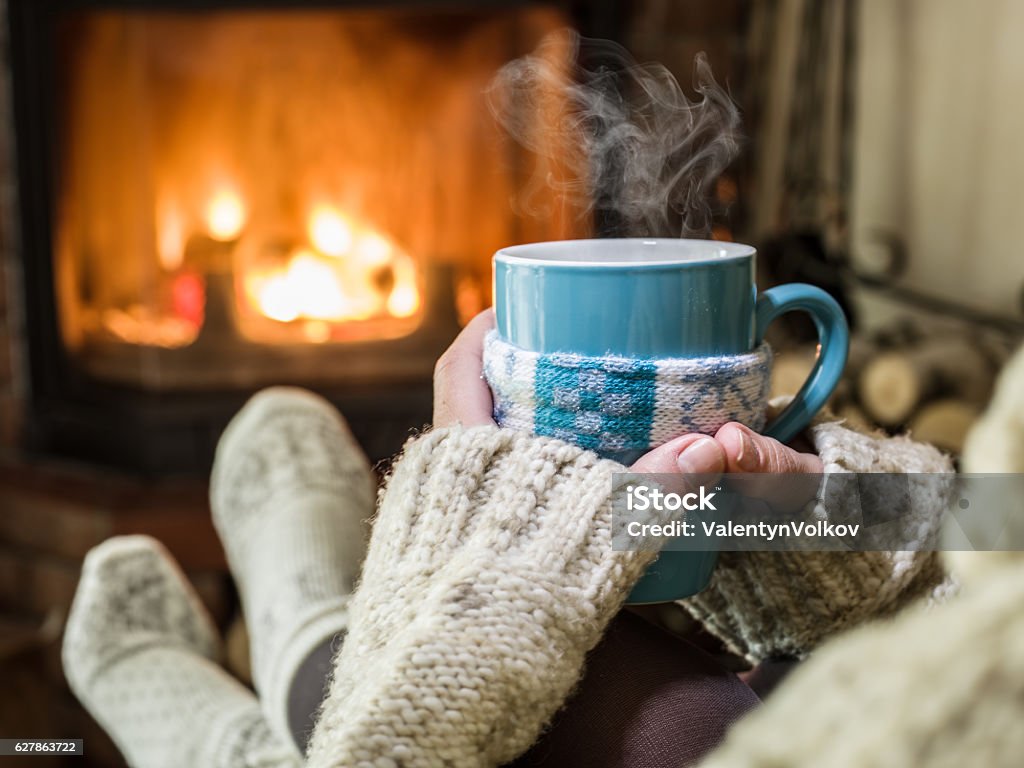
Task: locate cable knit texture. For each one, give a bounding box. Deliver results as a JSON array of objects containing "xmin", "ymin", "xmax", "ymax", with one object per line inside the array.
[
  {"xmin": 952, "ymin": 339, "xmax": 1024, "ymax": 581},
  {"xmin": 305, "ymin": 426, "xmax": 655, "ymax": 768},
  {"xmin": 696, "ymin": 342, "xmax": 1024, "ymax": 768},
  {"xmin": 680, "ymin": 416, "xmax": 956, "ymax": 663},
  {"xmin": 482, "ymin": 349, "xmax": 956, "ymax": 666},
  {"xmin": 483, "ymin": 330, "xmax": 773, "ymax": 455},
  {"xmin": 696, "ymin": 555, "xmax": 1024, "ymax": 768}
]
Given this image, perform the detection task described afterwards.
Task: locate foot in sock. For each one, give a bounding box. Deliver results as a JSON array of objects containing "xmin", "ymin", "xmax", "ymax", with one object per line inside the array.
[
  {"xmin": 210, "ymin": 387, "xmax": 376, "ymax": 748},
  {"xmin": 62, "ymin": 536, "xmax": 299, "ymax": 768}
]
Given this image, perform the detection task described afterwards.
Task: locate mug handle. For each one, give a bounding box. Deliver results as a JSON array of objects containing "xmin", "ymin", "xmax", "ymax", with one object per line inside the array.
[{"xmin": 755, "ymin": 283, "xmax": 850, "ymax": 445}]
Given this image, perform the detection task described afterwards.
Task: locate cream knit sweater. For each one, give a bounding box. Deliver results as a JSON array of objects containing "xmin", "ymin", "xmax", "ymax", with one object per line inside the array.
[
  {"xmin": 695, "ymin": 342, "xmax": 1024, "ymax": 768},
  {"xmin": 306, "ymin": 428, "xmax": 657, "ymax": 766},
  {"xmin": 682, "ymin": 418, "xmax": 956, "ymax": 663},
  {"xmin": 304, "ymin": 413, "xmax": 954, "ymax": 767}
]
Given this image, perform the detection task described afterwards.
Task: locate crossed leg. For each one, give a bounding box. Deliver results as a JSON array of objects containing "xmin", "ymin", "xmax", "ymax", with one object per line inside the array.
[{"xmin": 63, "ymin": 388, "xmax": 758, "ymax": 768}]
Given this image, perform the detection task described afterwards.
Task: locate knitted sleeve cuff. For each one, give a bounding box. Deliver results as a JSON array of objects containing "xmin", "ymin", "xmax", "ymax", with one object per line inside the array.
[
  {"xmin": 680, "ymin": 418, "xmax": 957, "ymax": 664},
  {"xmin": 306, "ymin": 425, "xmax": 652, "ymax": 767}
]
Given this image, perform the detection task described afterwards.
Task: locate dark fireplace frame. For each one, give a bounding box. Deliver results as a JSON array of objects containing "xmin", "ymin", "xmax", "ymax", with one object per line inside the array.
[{"xmin": 5, "ymin": 0, "xmax": 625, "ymax": 475}]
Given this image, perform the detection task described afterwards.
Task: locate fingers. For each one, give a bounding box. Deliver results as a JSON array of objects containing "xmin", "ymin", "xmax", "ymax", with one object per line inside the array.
[
  {"xmin": 432, "ymin": 309, "xmax": 497, "ymax": 429},
  {"xmin": 715, "ymin": 422, "xmax": 823, "ymax": 474},
  {"xmin": 715, "ymin": 422, "xmax": 823, "ymax": 510}
]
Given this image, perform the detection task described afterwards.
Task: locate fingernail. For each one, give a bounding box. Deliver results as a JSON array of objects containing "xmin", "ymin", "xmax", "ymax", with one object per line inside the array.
[
  {"xmin": 677, "ymin": 437, "xmax": 724, "ymax": 475},
  {"xmin": 735, "ymin": 430, "xmax": 760, "ymax": 471}
]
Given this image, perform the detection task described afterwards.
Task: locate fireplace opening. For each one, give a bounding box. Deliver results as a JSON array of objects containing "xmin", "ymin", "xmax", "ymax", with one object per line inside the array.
[
  {"xmin": 8, "ymin": 1, "xmax": 609, "ymax": 472},
  {"xmin": 54, "ymin": 6, "xmax": 584, "ymax": 387}
]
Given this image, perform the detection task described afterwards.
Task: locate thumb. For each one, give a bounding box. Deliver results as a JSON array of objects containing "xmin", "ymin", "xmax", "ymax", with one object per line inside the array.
[{"xmin": 630, "ymin": 434, "xmax": 726, "ymax": 477}]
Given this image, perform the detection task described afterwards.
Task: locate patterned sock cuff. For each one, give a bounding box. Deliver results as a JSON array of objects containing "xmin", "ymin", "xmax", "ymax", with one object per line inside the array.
[{"xmin": 483, "ymin": 330, "xmax": 774, "ymax": 455}]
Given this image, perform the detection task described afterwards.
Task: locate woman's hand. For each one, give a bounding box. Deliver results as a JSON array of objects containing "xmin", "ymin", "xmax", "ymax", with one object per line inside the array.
[
  {"xmin": 433, "ymin": 310, "xmax": 822, "ymax": 490},
  {"xmin": 636, "ymin": 424, "xmax": 822, "ymax": 512},
  {"xmin": 629, "ymin": 425, "xmax": 819, "ymax": 475},
  {"xmin": 432, "ymin": 309, "xmax": 498, "ymax": 429}
]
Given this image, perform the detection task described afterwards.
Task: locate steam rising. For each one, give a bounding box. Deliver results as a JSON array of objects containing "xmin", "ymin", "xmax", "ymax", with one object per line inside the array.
[{"xmin": 486, "ymin": 30, "xmax": 742, "ymax": 238}]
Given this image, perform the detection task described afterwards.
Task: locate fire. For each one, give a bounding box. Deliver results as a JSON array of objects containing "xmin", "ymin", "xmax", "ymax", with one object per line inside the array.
[
  {"xmin": 157, "ymin": 198, "xmax": 186, "ymax": 271},
  {"xmin": 354, "ymin": 232, "xmax": 393, "ymax": 267},
  {"xmin": 385, "ymin": 259, "xmax": 421, "ymax": 318},
  {"xmin": 386, "ymin": 283, "xmax": 419, "ymax": 318},
  {"xmin": 206, "ymin": 188, "xmax": 246, "ymax": 241},
  {"xmin": 308, "ymin": 206, "xmax": 353, "ymax": 257},
  {"xmin": 254, "ymin": 249, "xmax": 362, "ymax": 323},
  {"xmin": 244, "ymin": 205, "xmax": 420, "ymax": 331}
]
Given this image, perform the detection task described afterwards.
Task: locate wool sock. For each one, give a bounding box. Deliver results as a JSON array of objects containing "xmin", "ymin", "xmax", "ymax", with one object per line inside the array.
[
  {"xmin": 210, "ymin": 387, "xmax": 376, "ymax": 750},
  {"xmin": 62, "ymin": 536, "xmax": 298, "ymax": 768}
]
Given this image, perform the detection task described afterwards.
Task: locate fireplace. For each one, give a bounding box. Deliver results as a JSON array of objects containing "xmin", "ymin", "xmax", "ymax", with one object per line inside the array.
[
  {"xmin": 6, "ymin": 0, "xmax": 617, "ymax": 473},
  {"xmin": 0, "ymin": 7, "xmax": 751, "ymax": 762}
]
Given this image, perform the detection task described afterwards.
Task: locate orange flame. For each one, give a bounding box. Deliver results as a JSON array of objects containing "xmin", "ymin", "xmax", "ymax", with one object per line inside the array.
[
  {"xmin": 206, "ymin": 188, "xmax": 246, "ymax": 241},
  {"xmin": 243, "ymin": 205, "xmax": 420, "ymax": 330}
]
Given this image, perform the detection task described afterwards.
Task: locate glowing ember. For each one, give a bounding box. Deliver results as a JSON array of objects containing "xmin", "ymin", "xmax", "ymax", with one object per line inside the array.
[
  {"xmin": 171, "ymin": 272, "xmax": 205, "ymax": 327},
  {"xmin": 206, "ymin": 189, "xmax": 246, "ymax": 241},
  {"xmin": 102, "ymin": 307, "xmax": 199, "ymax": 348},
  {"xmin": 308, "ymin": 206, "xmax": 354, "ymax": 257}
]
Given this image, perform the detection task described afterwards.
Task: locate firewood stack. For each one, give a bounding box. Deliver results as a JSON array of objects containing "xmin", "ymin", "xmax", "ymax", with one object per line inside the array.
[{"xmin": 770, "ymin": 322, "xmax": 1018, "ymax": 456}]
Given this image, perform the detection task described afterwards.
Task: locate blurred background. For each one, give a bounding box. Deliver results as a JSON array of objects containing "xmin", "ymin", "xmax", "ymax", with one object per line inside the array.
[{"xmin": 0, "ymin": 1, "xmax": 1021, "ymax": 764}]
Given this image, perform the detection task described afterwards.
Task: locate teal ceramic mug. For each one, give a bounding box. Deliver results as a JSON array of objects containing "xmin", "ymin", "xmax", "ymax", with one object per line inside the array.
[{"xmin": 491, "ymin": 238, "xmax": 850, "ymax": 603}]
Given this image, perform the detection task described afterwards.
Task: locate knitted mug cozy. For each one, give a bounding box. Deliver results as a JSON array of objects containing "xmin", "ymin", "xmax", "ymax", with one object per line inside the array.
[{"xmin": 483, "ymin": 330, "xmax": 774, "ymax": 455}]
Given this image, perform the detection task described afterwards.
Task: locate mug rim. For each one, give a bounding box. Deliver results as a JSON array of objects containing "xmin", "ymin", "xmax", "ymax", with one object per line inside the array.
[{"xmin": 495, "ymin": 238, "xmax": 755, "ymax": 268}]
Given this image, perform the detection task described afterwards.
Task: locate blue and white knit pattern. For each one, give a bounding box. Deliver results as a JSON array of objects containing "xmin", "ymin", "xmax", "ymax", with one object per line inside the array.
[{"xmin": 483, "ymin": 330, "xmax": 773, "ymax": 456}]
